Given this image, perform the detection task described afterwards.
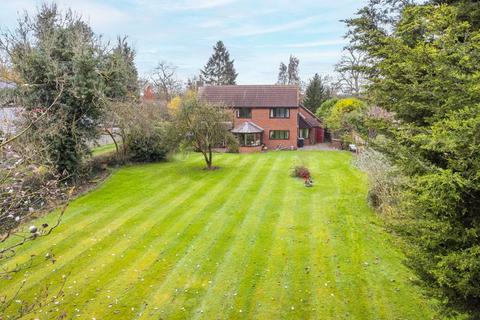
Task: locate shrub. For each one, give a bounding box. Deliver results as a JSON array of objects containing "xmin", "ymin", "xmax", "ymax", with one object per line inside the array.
[
  {"xmin": 226, "ymin": 134, "xmax": 239, "ymax": 153},
  {"xmin": 291, "ymin": 166, "xmax": 311, "ymax": 179},
  {"xmin": 315, "ymin": 98, "xmax": 338, "ymax": 119},
  {"xmin": 125, "ymin": 123, "xmax": 172, "ymax": 162},
  {"xmin": 326, "ymin": 98, "xmax": 366, "ymax": 131},
  {"xmin": 354, "ymin": 148, "xmax": 404, "ymax": 215}
]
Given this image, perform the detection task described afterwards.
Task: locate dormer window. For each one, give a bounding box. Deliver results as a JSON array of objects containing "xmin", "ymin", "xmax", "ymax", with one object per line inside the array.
[
  {"xmin": 270, "ymin": 107, "xmax": 290, "ymax": 118},
  {"xmin": 236, "ymin": 107, "xmax": 252, "ymax": 118}
]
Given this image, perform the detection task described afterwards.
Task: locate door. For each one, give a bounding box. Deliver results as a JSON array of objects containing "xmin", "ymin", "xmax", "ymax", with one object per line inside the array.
[{"xmin": 316, "ymin": 128, "xmax": 324, "ymax": 143}]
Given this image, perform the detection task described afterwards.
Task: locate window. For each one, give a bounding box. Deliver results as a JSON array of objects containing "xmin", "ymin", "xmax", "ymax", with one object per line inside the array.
[
  {"xmin": 270, "ymin": 108, "xmax": 290, "ymax": 118},
  {"xmin": 269, "ymin": 130, "xmax": 289, "ymax": 140},
  {"xmin": 238, "ymin": 133, "xmax": 262, "ymax": 146},
  {"xmin": 236, "ymin": 107, "xmax": 252, "ymax": 118},
  {"xmin": 299, "ymin": 128, "xmax": 309, "ymax": 139}
]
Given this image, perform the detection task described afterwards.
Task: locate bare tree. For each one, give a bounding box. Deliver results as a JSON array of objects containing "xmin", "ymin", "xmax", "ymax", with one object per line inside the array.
[
  {"xmin": 287, "ymin": 55, "xmax": 300, "ymax": 85},
  {"xmin": 186, "ymin": 74, "xmax": 203, "ymax": 92},
  {"xmin": 151, "ymin": 61, "xmax": 182, "ymax": 102},
  {"xmin": 334, "ymin": 47, "xmax": 368, "ymax": 96},
  {"xmin": 175, "ymin": 94, "xmax": 236, "ymax": 170},
  {"xmin": 277, "ymin": 62, "xmax": 288, "ymax": 84}
]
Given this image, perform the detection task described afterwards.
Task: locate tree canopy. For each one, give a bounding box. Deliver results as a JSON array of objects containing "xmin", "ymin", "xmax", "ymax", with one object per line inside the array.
[
  {"xmin": 345, "ymin": 1, "xmax": 480, "ymax": 317},
  {"xmin": 0, "ymin": 3, "xmax": 138, "ymax": 176},
  {"xmin": 200, "ymin": 41, "xmax": 237, "ymax": 85},
  {"xmin": 277, "ymin": 55, "xmax": 300, "ymax": 85},
  {"xmin": 174, "ymin": 94, "xmax": 237, "ymax": 170},
  {"xmin": 303, "ymin": 73, "xmax": 329, "ymax": 112}
]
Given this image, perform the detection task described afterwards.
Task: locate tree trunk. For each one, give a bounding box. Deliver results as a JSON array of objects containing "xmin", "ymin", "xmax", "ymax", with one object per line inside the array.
[
  {"xmin": 203, "ymin": 145, "xmax": 213, "ymax": 170},
  {"xmin": 209, "ymin": 145, "xmax": 214, "ymax": 169},
  {"xmin": 202, "ymin": 150, "xmax": 211, "ymax": 170},
  {"xmin": 105, "ymin": 128, "xmax": 119, "ymax": 153}
]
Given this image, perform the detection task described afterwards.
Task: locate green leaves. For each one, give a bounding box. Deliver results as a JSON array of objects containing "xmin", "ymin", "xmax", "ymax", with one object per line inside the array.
[
  {"xmin": 325, "ymin": 98, "xmax": 366, "ymax": 133},
  {"xmin": 346, "ymin": 1, "xmax": 480, "ymax": 316},
  {"xmin": 303, "ymin": 73, "xmax": 329, "ymax": 113},
  {"xmin": 4, "ymin": 4, "xmax": 138, "ymax": 177},
  {"xmin": 200, "ymin": 41, "xmax": 237, "ymax": 85}
]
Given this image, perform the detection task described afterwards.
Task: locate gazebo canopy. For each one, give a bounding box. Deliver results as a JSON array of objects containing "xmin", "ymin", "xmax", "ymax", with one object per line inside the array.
[{"xmin": 231, "ymin": 121, "xmax": 264, "ymax": 134}]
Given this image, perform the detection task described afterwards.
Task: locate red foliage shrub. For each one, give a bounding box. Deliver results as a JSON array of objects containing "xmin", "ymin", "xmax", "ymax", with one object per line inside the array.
[{"xmin": 292, "ymin": 166, "xmax": 310, "ymax": 179}]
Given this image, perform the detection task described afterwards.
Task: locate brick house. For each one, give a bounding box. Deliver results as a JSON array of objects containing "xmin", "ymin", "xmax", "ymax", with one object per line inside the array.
[{"xmin": 198, "ymin": 85, "xmax": 324, "ymax": 152}]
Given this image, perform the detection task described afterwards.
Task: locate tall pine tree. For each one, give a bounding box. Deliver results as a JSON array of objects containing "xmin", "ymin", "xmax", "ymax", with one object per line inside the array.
[
  {"xmin": 303, "ymin": 73, "xmax": 329, "ymax": 112},
  {"xmin": 200, "ymin": 41, "xmax": 237, "ymax": 85}
]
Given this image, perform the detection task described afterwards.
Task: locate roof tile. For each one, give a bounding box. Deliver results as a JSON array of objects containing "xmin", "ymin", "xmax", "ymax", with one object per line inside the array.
[{"xmin": 198, "ymin": 85, "xmax": 299, "ymax": 108}]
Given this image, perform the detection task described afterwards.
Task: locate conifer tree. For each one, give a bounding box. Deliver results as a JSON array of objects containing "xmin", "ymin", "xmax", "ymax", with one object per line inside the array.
[
  {"xmin": 303, "ymin": 73, "xmax": 329, "ymax": 112},
  {"xmin": 200, "ymin": 41, "xmax": 237, "ymax": 85}
]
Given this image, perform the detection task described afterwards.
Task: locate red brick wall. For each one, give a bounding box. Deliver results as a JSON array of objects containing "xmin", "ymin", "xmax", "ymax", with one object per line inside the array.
[
  {"xmin": 239, "ymin": 146, "xmax": 262, "ymax": 153},
  {"xmin": 233, "ymin": 107, "xmax": 298, "ymax": 150}
]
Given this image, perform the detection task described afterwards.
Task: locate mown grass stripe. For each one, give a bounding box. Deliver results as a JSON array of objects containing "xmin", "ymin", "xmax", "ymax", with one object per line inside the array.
[
  {"xmin": 165, "ymin": 153, "xmax": 286, "ymax": 319},
  {"xmin": 57, "ymin": 157, "xmax": 247, "ymax": 311},
  {"xmin": 135, "ymin": 154, "xmax": 279, "ymax": 319},
  {"xmin": 2, "ymin": 156, "xmax": 240, "ymax": 307},
  {"xmin": 1, "ymin": 161, "xmax": 195, "ymax": 270},
  {"xmin": 218, "ymin": 154, "xmax": 289, "ymax": 319},
  {"xmin": 0, "ymin": 151, "xmax": 438, "ymax": 320},
  {"xmin": 79, "ymin": 154, "xmax": 265, "ymax": 319}
]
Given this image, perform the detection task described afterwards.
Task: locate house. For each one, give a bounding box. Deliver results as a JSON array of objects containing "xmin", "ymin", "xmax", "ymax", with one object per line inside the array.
[{"xmin": 198, "ymin": 85, "xmax": 324, "ymax": 152}]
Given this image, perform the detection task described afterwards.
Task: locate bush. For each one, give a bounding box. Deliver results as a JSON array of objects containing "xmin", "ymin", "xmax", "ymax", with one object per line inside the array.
[
  {"xmin": 226, "ymin": 134, "xmax": 239, "ymax": 153},
  {"xmin": 354, "ymin": 148, "xmax": 404, "ymax": 215},
  {"xmin": 315, "ymin": 98, "xmax": 338, "ymax": 119},
  {"xmin": 291, "ymin": 166, "xmax": 311, "ymax": 179},
  {"xmin": 125, "ymin": 123, "xmax": 172, "ymax": 162},
  {"xmin": 326, "ymin": 98, "xmax": 366, "ymax": 130}
]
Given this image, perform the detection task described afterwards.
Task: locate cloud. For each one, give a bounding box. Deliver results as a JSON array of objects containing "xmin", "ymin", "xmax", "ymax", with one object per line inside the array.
[
  {"xmin": 134, "ymin": 0, "xmax": 237, "ymax": 11},
  {"xmin": 198, "ymin": 19, "xmax": 226, "ymax": 28},
  {"xmin": 256, "ymin": 39, "xmax": 346, "ymax": 49},
  {"xmin": 225, "ymin": 15, "xmax": 323, "ymax": 37},
  {"xmin": 0, "ymin": 0, "xmax": 365, "ymax": 84},
  {"xmin": 0, "ymin": 0, "xmax": 130, "ymax": 32},
  {"xmin": 59, "ymin": 1, "xmax": 130, "ymax": 30},
  {"xmin": 280, "ymin": 39, "xmax": 346, "ymax": 48}
]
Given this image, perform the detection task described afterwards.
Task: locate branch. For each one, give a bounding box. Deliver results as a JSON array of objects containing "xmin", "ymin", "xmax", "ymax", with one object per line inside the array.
[
  {"xmin": 0, "ymin": 84, "xmax": 64, "ymax": 148},
  {"xmin": 0, "ymin": 187, "xmax": 73, "ymax": 260}
]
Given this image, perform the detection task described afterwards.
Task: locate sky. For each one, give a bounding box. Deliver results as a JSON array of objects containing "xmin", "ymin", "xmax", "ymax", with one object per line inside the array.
[{"xmin": 0, "ymin": 0, "xmax": 367, "ymax": 84}]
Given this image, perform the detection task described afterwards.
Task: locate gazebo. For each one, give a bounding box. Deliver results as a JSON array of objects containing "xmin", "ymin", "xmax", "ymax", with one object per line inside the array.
[{"xmin": 231, "ymin": 121, "xmax": 264, "ymax": 147}]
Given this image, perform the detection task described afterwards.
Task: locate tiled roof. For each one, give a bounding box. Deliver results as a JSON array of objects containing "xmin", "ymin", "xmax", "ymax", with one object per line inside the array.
[
  {"xmin": 231, "ymin": 121, "xmax": 264, "ymax": 133},
  {"xmin": 198, "ymin": 85, "xmax": 299, "ymax": 108},
  {"xmin": 299, "ymin": 106, "xmax": 322, "ymax": 128}
]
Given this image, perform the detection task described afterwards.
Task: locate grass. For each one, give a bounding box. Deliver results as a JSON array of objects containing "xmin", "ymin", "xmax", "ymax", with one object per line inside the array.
[
  {"xmin": 91, "ymin": 143, "xmax": 117, "ymax": 157},
  {"xmin": 1, "ymin": 151, "xmax": 437, "ymax": 319}
]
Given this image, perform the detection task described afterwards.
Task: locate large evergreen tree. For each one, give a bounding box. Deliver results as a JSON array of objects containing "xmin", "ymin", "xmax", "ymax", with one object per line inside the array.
[
  {"xmin": 345, "ymin": 1, "xmax": 480, "ymax": 317},
  {"xmin": 200, "ymin": 41, "xmax": 237, "ymax": 85},
  {"xmin": 303, "ymin": 73, "xmax": 329, "ymax": 112},
  {"xmin": 104, "ymin": 36, "xmax": 139, "ymax": 100},
  {"xmin": 1, "ymin": 4, "xmax": 137, "ymax": 176}
]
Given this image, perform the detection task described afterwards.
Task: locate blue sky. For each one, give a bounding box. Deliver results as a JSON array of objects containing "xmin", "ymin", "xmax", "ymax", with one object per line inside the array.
[{"xmin": 0, "ymin": 0, "xmax": 367, "ymax": 84}]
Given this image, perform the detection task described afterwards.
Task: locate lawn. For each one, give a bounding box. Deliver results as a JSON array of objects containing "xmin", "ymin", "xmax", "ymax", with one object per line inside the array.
[
  {"xmin": 91, "ymin": 143, "xmax": 117, "ymax": 157},
  {"xmin": 1, "ymin": 151, "xmax": 436, "ymax": 319}
]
